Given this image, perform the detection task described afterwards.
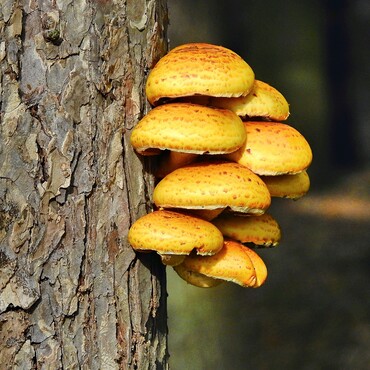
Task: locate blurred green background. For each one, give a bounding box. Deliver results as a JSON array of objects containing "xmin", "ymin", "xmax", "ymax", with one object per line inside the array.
[{"xmin": 165, "ymin": 1, "xmax": 370, "ymax": 369}]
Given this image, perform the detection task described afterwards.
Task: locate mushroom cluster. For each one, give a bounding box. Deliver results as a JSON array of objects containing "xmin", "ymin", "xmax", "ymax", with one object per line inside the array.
[{"xmin": 128, "ymin": 43, "xmax": 313, "ymax": 289}]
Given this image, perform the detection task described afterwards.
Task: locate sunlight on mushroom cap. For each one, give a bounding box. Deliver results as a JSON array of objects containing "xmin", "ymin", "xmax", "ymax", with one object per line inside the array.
[
  {"xmin": 146, "ymin": 43, "xmax": 255, "ymax": 105},
  {"xmin": 130, "ymin": 102, "xmax": 246, "ymax": 155},
  {"xmin": 212, "ymin": 212, "xmax": 281, "ymax": 247},
  {"xmin": 153, "ymin": 161, "xmax": 271, "ymax": 215},
  {"xmin": 226, "ymin": 121, "xmax": 313, "ymax": 175},
  {"xmin": 128, "ymin": 210, "xmax": 224, "ymax": 262},
  {"xmin": 210, "ymin": 80, "xmax": 290, "ymax": 121}
]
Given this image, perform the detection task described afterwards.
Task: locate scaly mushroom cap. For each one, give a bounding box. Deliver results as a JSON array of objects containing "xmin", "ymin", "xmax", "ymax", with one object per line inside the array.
[
  {"xmin": 261, "ymin": 170, "xmax": 310, "ymax": 199},
  {"xmin": 174, "ymin": 239, "xmax": 267, "ymax": 288},
  {"xmin": 146, "ymin": 43, "xmax": 255, "ymax": 105},
  {"xmin": 212, "ymin": 213, "xmax": 281, "ymax": 247},
  {"xmin": 226, "ymin": 121, "xmax": 313, "ymax": 175},
  {"xmin": 128, "ymin": 210, "xmax": 224, "ymax": 259},
  {"xmin": 153, "ymin": 161, "xmax": 271, "ymax": 215},
  {"xmin": 210, "ymin": 80, "xmax": 290, "ymax": 121},
  {"xmin": 130, "ymin": 102, "xmax": 246, "ymax": 155}
]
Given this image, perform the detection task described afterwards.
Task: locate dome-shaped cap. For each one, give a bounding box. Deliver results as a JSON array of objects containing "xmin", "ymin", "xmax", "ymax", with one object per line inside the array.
[
  {"xmin": 174, "ymin": 239, "xmax": 267, "ymax": 288},
  {"xmin": 212, "ymin": 212, "xmax": 281, "ymax": 247},
  {"xmin": 261, "ymin": 170, "xmax": 310, "ymax": 199},
  {"xmin": 153, "ymin": 161, "xmax": 271, "ymax": 215},
  {"xmin": 146, "ymin": 43, "xmax": 255, "ymax": 105},
  {"xmin": 128, "ymin": 210, "xmax": 224, "ymax": 258},
  {"xmin": 226, "ymin": 121, "xmax": 313, "ymax": 175},
  {"xmin": 210, "ymin": 80, "xmax": 290, "ymax": 121},
  {"xmin": 130, "ymin": 103, "xmax": 246, "ymax": 155}
]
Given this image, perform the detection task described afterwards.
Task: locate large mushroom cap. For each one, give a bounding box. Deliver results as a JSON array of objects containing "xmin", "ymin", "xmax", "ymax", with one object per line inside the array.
[
  {"xmin": 128, "ymin": 210, "xmax": 224, "ymax": 258},
  {"xmin": 226, "ymin": 121, "xmax": 313, "ymax": 175},
  {"xmin": 210, "ymin": 80, "xmax": 290, "ymax": 121},
  {"xmin": 146, "ymin": 43, "xmax": 255, "ymax": 105},
  {"xmin": 130, "ymin": 102, "xmax": 246, "ymax": 155},
  {"xmin": 153, "ymin": 161, "xmax": 271, "ymax": 215},
  {"xmin": 261, "ymin": 170, "xmax": 311, "ymax": 199},
  {"xmin": 212, "ymin": 212, "xmax": 281, "ymax": 247},
  {"xmin": 174, "ymin": 239, "xmax": 268, "ymax": 288}
]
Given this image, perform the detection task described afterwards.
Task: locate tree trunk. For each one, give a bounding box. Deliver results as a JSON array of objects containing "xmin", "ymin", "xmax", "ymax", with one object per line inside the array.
[{"xmin": 0, "ymin": 1, "xmax": 169, "ymax": 369}]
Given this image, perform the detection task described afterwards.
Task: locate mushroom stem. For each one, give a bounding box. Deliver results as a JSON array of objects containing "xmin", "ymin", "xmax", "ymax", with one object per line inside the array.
[{"xmin": 156, "ymin": 152, "xmax": 198, "ymax": 178}]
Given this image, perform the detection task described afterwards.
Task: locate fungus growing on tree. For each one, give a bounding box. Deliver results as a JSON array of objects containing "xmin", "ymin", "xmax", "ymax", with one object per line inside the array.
[{"xmin": 127, "ymin": 41, "xmax": 314, "ymax": 290}]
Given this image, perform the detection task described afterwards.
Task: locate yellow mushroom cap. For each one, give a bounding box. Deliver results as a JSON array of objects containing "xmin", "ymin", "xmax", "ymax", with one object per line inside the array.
[
  {"xmin": 226, "ymin": 121, "xmax": 313, "ymax": 175},
  {"xmin": 146, "ymin": 43, "xmax": 255, "ymax": 105},
  {"xmin": 130, "ymin": 102, "xmax": 247, "ymax": 155},
  {"xmin": 174, "ymin": 239, "xmax": 267, "ymax": 288},
  {"xmin": 153, "ymin": 161, "xmax": 271, "ymax": 215},
  {"xmin": 212, "ymin": 212, "xmax": 281, "ymax": 247},
  {"xmin": 261, "ymin": 170, "xmax": 311, "ymax": 199},
  {"xmin": 210, "ymin": 80, "xmax": 290, "ymax": 121},
  {"xmin": 128, "ymin": 210, "xmax": 224, "ymax": 257}
]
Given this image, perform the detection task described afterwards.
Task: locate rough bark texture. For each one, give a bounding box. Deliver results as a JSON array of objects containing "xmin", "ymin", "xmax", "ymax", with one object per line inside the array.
[{"xmin": 0, "ymin": 0, "xmax": 169, "ymax": 369}]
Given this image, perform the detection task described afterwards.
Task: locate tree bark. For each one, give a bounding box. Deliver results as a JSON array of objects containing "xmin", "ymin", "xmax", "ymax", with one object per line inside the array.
[{"xmin": 0, "ymin": 0, "xmax": 169, "ymax": 369}]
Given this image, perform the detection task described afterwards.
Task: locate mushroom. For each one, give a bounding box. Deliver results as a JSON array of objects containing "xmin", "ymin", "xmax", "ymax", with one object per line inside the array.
[
  {"xmin": 225, "ymin": 121, "xmax": 313, "ymax": 175},
  {"xmin": 128, "ymin": 210, "xmax": 224, "ymax": 266},
  {"xmin": 212, "ymin": 212, "xmax": 281, "ymax": 247},
  {"xmin": 261, "ymin": 170, "xmax": 311, "ymax": 199},
  {"xmin": 130, "ymin": 102, "xmax": 247, "ymax": 176},
  {"xmin": 174, "ymin": 239, "xmax": 268, "ymax": 288},
  {"xmin": 209, "ymin": 80, "xmax": 290, "ymax": 121},
  {"xmin": 146, "ymin": 43, "xmax": 255, "ymax": 106},
  {"xmin": 153, "ymin": 161, "xmax": 271, "ymax": 217}
]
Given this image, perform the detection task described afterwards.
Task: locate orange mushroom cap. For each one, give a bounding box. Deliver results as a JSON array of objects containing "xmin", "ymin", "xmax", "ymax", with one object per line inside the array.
[
  {"xmin": 212, "ymin": 212, "xmax": 281, "ymax": 247},
  {"xmin": 174, "ymin": 239, "xmax": 267, "ymax": 288},
  {"xmin": 130, "ymin": 102, "xmax": 246, "ymax": 155},
  {"xmin": 226, "ymin": 121, "xmax": 313, "ymax": 175},
  {"xmin": 128, "ymin": 210, "xmax": 224, "ymax": 265},
  {"xmin": 261, "ymin": 170, "xmax": 311, "ymax": 199},
  {"xmin": 210, "ymin": 80, "xmax": 290, "ymax": 121},
  {"xmin": 146, "ymin": 43, "xmax": 255, "ymax": 105},
  {"xmin": 153, "ymin": 161, "xmax": 271, "ymax": 215}
]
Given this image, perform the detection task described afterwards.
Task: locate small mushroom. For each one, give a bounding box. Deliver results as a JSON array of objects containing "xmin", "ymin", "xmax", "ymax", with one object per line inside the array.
[
  {"xmin": 261, "ymin": 170, "xmax": 310, "ymax": 199},
  {"xmin": 130, "ymin": 102, "xmax": 247, "ymax": 176},
  {"xmin": 128, "ymin": 210, "xmax": 224, "ymax": 266},
  {"xmin": 174, "ymin": 239, "xmax": 268, "ymax": 288},
  {"xmin": 210, "ymin": 80, "xmax": 290, "ymax": 121},
  {"xmin": 146, "ymin": 43, "xmax": 255, "ymax": 106},
  {"xmin": 225, "ymin": 121, "xmax": 313, "ymax": 175},
  {"xmin": 212, "ymin": 212, "xmax": 281, "ymax": 247},
  {"xmin": 153, "ymin": 161, "xmax": 271, "ymax": 216}
]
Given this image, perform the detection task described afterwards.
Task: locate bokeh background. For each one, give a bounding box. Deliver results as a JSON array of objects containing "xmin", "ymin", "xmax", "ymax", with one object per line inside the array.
[{"xmin": 165, "ymin": 1, "xmax": 370, "ymax": 369}]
